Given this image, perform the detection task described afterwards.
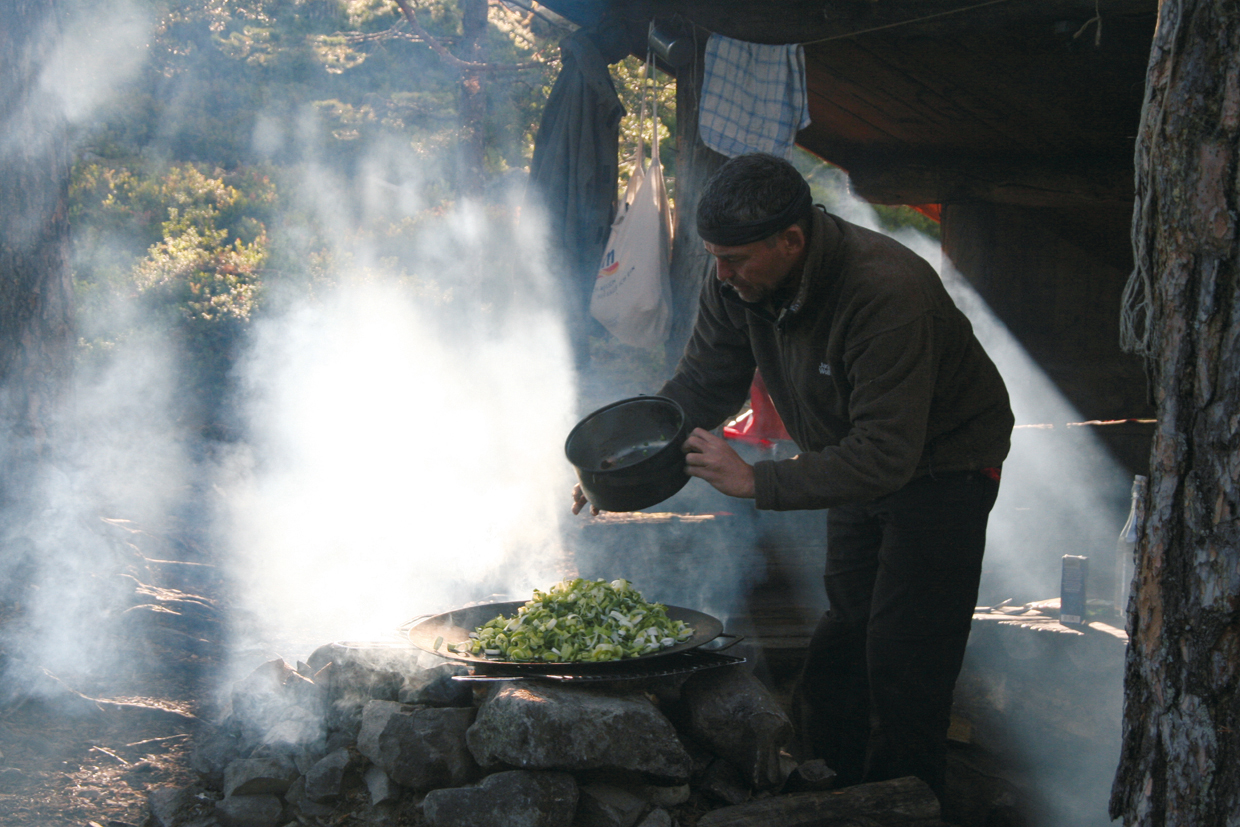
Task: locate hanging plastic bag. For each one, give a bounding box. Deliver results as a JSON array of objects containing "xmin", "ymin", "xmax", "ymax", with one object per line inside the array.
[{"xmin": 590, "ymin": 55, "xmax": 673, "ymax": 350}]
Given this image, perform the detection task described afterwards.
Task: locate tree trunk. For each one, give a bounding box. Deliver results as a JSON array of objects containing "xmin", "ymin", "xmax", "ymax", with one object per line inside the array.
[
  {"xmin": 457, "ymin": 0, "xmax": 487, "ymax": 196},
  {"xmin": 1111, "ymin": 1, "xmax": 1240, "ymax": 824},
  {"xmin": 0, "ymin": 0, "xmax": 74, "ymax": 504}
]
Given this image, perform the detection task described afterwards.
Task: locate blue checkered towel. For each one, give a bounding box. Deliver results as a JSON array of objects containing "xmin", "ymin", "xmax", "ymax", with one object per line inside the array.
[{"xmin": 699, "ymin": 35, "xmax": 811, "ymax": 159}]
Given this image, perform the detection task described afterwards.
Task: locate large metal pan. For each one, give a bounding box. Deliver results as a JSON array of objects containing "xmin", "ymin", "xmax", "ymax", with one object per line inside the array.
[{"xmin": 408, "ymin": 601, "xmax": 723, "ymax": 675}]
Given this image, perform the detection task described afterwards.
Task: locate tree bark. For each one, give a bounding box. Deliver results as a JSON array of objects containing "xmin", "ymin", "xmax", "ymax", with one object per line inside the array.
[
  {"xmin": 0, "ymin": 0, "xmax": 74, "ymax": 504},
  {"xmin": 1111, "ymin": 1, "xmax": 1240, "ymax": 824},
  {"xmin": 457, "ymin": 0, "xmax": 487, "ymax": 196}
]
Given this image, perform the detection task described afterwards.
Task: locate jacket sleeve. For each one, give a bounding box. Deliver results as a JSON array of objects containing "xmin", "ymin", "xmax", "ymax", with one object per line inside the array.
[
  {"xmin": 753, "ymin": 314, "xmax": 940, "ymax": 510},
  {"xmin": 657, "ymin": 277, "xmax": 756, "ymax": 432}
]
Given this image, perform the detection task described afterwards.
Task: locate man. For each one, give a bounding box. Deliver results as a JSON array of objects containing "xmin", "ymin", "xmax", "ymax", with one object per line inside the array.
[{"xmin": 573, "ymin": 153, "xmax": 1013, "ymax": 798}]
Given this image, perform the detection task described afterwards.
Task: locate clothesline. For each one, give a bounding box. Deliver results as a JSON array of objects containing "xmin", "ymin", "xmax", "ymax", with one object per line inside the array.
[
  {"xmin": 678, "ymin": 0, "xmax": 1019, "ymax": 47},
  {"xmin": 799, "ymin": 0, "xmax": 1018, "ymax": 45}
]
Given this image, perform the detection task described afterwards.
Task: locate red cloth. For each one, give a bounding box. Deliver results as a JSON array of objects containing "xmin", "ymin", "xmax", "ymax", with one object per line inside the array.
[{"xmin": 723, "ymin": 370, "xmax": 791, "ymax": 445}]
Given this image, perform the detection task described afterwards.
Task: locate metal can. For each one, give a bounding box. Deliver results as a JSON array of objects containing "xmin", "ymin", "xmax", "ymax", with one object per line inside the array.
[{"xmin": 1060, "ymin": 555, "xmax": 1089, "ymax": 625}]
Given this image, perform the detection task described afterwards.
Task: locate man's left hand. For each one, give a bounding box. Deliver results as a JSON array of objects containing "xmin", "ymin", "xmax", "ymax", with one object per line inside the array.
[{"xmin": 682, "ymin": 428, "xmax": 756, "ymax": 499}]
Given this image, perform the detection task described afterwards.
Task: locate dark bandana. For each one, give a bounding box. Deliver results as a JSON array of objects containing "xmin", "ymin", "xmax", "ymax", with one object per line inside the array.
[{"xmin": 697, "ymin": 179, "xmax": 813, "ymax": 246}]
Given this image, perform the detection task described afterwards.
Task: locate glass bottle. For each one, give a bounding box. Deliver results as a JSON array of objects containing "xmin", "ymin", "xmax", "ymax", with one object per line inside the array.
[{"xmin": 1115, "ymin": 475, "xmax": 1148, "ymax": 616}]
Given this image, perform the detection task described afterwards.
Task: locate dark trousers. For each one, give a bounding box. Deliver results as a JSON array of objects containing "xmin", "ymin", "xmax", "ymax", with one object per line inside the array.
[{"xmin": 796, "ymin": 470, "xmax": 999, "ymax": 798}]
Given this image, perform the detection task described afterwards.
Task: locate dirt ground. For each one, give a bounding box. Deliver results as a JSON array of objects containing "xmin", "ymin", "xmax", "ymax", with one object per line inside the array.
[
  {"xmin": 0, "ymin": 516, "xmax": 225, "ymax": 827},
  {"xmin": 0, "ymin": 695, "xmax": 197, "ymax": 827}
]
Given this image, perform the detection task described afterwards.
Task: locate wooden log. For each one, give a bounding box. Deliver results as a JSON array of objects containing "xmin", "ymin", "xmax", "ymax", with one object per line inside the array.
[{"xmin": 696, "ymin": 776, "xmax": 945, "ymax": 827}]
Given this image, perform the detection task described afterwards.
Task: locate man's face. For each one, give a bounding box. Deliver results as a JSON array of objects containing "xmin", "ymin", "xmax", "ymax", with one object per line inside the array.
[{"xmin": 703, "ymin": 226, "xmax": 806, "ymax": 304}]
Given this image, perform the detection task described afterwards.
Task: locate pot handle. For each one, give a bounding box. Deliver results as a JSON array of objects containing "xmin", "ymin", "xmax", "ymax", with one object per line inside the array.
[{"xmin": 700, "ymin": 633, "xmax": 744, "ymax": 652}]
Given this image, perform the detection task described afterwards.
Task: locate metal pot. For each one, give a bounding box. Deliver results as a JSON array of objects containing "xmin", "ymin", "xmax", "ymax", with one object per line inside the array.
[
  {"xmin": 407, "ymin": 600, "xmax": 724, "ymax": 675},
  {"xmin": 564, "ymin": 396, "xmax": 691, "ymax": 512}
]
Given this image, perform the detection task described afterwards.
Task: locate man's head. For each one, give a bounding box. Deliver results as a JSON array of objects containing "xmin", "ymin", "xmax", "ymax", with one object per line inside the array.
[{"xmin": 696, "ymin": 154, "xmax": 813, "ymax": 303}]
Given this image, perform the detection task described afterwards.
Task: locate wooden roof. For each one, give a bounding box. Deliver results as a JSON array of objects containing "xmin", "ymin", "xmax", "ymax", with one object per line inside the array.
[{"xmin": 539, "ymin": 0, "xmax": 1157, "ymax": 208}]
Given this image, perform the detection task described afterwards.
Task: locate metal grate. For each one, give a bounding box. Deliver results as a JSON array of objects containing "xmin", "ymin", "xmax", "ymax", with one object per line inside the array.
[{"xmin": 452, "ymin": 649, "xmax": 746, "ymax": 683}]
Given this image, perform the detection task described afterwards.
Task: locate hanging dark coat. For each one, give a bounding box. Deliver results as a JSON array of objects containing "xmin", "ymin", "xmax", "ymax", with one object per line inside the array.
[{"xmin": 528, "ymin": 30, "xmax": 626, "ymax": 365}]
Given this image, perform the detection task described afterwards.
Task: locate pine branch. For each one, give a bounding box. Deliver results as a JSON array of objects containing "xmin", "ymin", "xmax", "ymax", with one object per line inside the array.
[{"xmin": 391, "ymin": 0, "xmax": 549, "ymax": 73}]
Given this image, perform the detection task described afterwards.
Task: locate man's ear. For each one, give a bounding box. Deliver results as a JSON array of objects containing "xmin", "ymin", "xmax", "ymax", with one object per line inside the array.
[{"xmin": 780, "ymin": 224, "xmax": 807, "ymax": 255}]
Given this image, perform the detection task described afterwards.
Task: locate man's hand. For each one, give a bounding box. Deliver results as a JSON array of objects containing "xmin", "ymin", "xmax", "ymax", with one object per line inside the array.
[
  {"xmin": 571, "ymin": 483, "xmax": 601, "ymax": 516},
  {"xmin": 683, "ymin": 428, "xmax": 756, "ymax": 499}
]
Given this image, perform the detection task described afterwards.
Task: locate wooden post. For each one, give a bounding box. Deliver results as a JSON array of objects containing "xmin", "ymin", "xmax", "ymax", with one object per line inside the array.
[{"xmin": 666, "ymin": 25, "xmax": 726, "ymax": 362}]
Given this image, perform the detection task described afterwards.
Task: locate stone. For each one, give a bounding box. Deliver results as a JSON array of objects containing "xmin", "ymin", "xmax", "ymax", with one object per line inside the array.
[
  {"xmin": 318, "ymin": 645, "xmax": 429, "ymax": 736},
  {"xmin": 222, "ymin": 756, "xmax": 299, "ymax": 797},
  {"xmin": 619, "ymin": 781, "xmax": 690, "ymax": 808},
  {"xmin": 230, "ymin": 659, "xmax": 296, "ymax": 723},
  {"xmin": 261, "ymin": 708, "xmax": 326, "ymax": 754},
  {"xmin": 292, "ymin": 742, "xmax": 328, "ymax": 776},
  {"xmin": 365, "ymin": 765, "xmax": 401, "ymax": 806},
  {"xmin": 356, "ymin": 700, "xmax": 479, "ymax": 791},
  {"xmin": 284, "ymin": 775, "xmax": 335, "ymax": 819},
  {"xmin": 326, "ymin": 693, "xmax": 368, "ymax": 739},
  {"xmin": 467, "ymin": 683, "xmax": 693, "ymax": 782},
  {"xmin": 695, "ymin": 776, "xmax": 944, "ymax": 827},
  {"xmin": 191, "ymin": 722, "xmax": 244, "ymax": 790},
  {"xmin": 681, "ymin": 667, "xmax": 793, "ymax": 788},
  {"xmin": 699, "ymin": 759, "xmax": 750, "ymax": 806},
  {"xmin": 781, "ymin": 758, "xmax": 837, "ymax": 794},
  {"xmin": 303, "ymin": 747, "xmax": 354, "ymax": 802},
  {"xmin": 148, "ymin": 784, "xmax": 219, "ymax": 827},
  {"xmin": 215, "ymin": 794, "xmax": 284, "ymax": 827},
  {"xmin": 422, "ymin": 770, "xmax": 577, "ymax": 827},
  {"xmin": 324, "ymin": 728, "xmax": 355, "ymax": 754},
  {"xmin": 399, "ymin": 662, "xmax": 473, "ymax": 707},
  {"xmin": 325, "ymin": 644, "xmax": 419, "ymax": 701},
  {"xmin": 574, "ymin": 781, "xmax": 650, "ymax": 827},
  {"xmin": 635, "ymin": 808, "xmax": 674, "ymax": 827},
  {"xmin": 229, "ymin": 659, "xmax": 326, "ymax": 753},
  {"xmin": 0, "ymin": 767, "xmax": 24, "ymax": 791},
  {"xmin": 306, "ymin": 643, "xmax": 337, "ymax": 674}
]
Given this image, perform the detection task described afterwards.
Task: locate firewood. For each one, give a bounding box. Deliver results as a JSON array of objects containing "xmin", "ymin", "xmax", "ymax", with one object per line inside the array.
[{"xmin": 696, "ymin": 776, "xmax": 945, "ymax": 827}]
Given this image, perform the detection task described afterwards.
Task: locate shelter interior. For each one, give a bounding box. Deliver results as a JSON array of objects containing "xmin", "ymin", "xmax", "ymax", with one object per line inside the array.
[
  {"xmin": 546, "ymin": 3, "xmax": 1159, "ymax": 824},
  {"xmin": 545, "ymin": 0, "xmax": 1159, "ymax": 472}
]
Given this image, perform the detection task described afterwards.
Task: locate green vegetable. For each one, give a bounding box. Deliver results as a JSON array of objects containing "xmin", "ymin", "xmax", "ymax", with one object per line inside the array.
[{"xmin": 449, "ymin": 578, "xmax": 693, "ymax": 663}]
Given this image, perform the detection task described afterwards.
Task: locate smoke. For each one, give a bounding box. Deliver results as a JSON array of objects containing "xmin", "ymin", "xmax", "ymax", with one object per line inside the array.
[
  {"xmin": 1, "ymin": 7, "xmax": 1130, "ymax": 818},
  {"xmin": 41, "ymin": 1, "xmax": 149, "ymax": 127},
  {"xmin": 771, "ymin": 159, "xmax": 1130, "ymax": 825},
  {"xmin": 0, "ymin": 322, "xmax": 191, "ymax": 693},
  {"xmin": 795, "ymin": 155, "xmax": 1131, "ymax": 603},
  {"xmin": 218, "ymin": 181, "xmax": 578, "ymax": 652}
]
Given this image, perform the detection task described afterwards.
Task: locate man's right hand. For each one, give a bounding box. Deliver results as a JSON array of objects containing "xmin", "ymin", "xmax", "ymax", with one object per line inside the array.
[{"xmin": 571, "ymin": 483, "xmax": 601, "ymax": 516}]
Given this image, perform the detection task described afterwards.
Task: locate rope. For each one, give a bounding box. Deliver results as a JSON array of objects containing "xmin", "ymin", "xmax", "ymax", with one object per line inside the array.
[{"xmin": 799, "ymin": 0, "xmax": 1018, "ymax": 45}]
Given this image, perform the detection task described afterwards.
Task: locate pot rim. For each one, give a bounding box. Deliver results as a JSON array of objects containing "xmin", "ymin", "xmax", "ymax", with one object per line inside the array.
[{"xmin": 564, "ymin": 395, "xmax": 688, "ymax": 476}]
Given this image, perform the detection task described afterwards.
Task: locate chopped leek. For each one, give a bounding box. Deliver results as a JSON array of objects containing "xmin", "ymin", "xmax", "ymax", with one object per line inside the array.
[{"xmin": 449, "ymin": 578, "xmax": 693, "ymax": 663}]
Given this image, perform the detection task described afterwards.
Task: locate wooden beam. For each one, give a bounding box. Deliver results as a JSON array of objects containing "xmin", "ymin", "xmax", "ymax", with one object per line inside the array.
[
  {"xmin": 824, "ymin": 153, "xmax": 1136, "ymax": 208},
  {"xmin": 628, "ymin": 0, "xmax": 1156, "ymax": 45},
  {"xmin": 540, "ymin": 0, "xmax": 1156, "ymax": 44}
]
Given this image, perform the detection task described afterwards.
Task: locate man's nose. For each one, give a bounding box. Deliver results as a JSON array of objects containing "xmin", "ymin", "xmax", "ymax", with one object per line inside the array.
[{"xmin": 714, "ymin": 259, "xmax": 732, "ymax": 281}]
